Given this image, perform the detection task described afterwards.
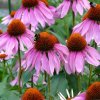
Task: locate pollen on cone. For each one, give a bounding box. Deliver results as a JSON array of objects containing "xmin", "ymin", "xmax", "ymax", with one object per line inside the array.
[{"xmin": 22, "ymin": 88, "xmax": 44, "ymax": 100}]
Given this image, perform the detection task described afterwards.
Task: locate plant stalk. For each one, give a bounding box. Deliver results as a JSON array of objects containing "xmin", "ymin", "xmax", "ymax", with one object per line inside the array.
[
  {"xmin": 88, "ymin": 65, "xmax": 92, "ymax": 86},
  {"xmin": 8, "ymin": 0, "xmax": 11, "ymax": 14},
  {"xmin": 48, "ymin": 75, "xmax": 52, "ymax": 100},
  {"xmin": 17, "ymin": 38, "xmax": 22, "ymax": 93}
]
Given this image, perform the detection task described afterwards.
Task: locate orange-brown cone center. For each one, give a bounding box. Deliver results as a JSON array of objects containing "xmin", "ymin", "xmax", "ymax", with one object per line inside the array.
[
  {"xmin": 86, "ymin": 82, "xmax": 100, "ymax": 100},
  {"xmin": 7, "ymin": 19, "xmax": 26, "ymax": 36},
  {"xmin": 22, "ymin": 88, "xmax": 44, "ymax": 100},
  {"xmin": 67, "ymin": 33, "xmax": 87, "ymax": 51},
  {"xmin": 83, "ymin": 4, "xmax": 100, "ymax": 21},
  {"xmin": 22, "ymin": 0, "xmax": 48, "ymax": 8},
  {"xmin": 10, "ymin": 11, "xmax": 16, "ymax": 18},
  {"xmin": 0, "ymin": 30, "xmax": 3, "ymax": 35},
  {"xmin": 35, "ymin": 32, "xmax": 59, "ymax": 52},
  {"xmin": 0, "ymin": 54, "xmax": 7, "ymax": 59}
]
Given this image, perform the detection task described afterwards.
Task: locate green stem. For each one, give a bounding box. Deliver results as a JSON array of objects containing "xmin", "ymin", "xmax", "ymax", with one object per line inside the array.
[
  {"xmin": 88, "ymin": 65, "xmax": 92, "ymax": 86},
  {"xmin": 31, "ymin": 75, "xmax": 33, "ymax": 87},
  {"xmin": 17, "ymin": 38, "xmax": 22, "ymax": 93},
  {"xmin": 8, "ymin": 0, "xmax": 11, "ymax": 14},
  {"xmin": 3, "ymin": 59, "xmax": 6, "ymax": 78},
  {"xmin": 72, "ymin": 11, "xmax": 75, "ymax": 26},
  {"xmin": 77, "ymin": 74, "xmax": 81, "ymax": 92},
  {"xmin": 48, "ymin": 75, "xmax": 52, "ymax": 100}
]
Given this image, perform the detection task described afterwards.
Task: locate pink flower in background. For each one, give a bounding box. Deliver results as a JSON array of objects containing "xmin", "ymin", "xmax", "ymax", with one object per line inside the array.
[
  {"xmin": 64, "ymin": 33, "xmax": 100, "ymax": 74},
  {"xmin": 14, "ymin": 0, "xmax": 55, "ymax": 31},
  {"xmin": 22, "ymin": 32, "xmax": 68, "ymax": 83},
  {"xmin": 1, "ymin": 11, "xmax": 16, "ymax": 25},
  {"xmin": 73, "ymin": 4, "xmax": 100, "ymax": 45},
  {"xmin": 55, "ymin": 0, "xmax": 90, "ymax": 18},
  {"xmin": 0, "ymin": 19, "xmax": 34, "ymax": 55}
]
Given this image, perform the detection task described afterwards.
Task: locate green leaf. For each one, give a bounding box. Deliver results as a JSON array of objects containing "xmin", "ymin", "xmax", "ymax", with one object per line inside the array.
[{"xmin": 51, "ymin": 73, "xmax": 68, "ymax": 97}]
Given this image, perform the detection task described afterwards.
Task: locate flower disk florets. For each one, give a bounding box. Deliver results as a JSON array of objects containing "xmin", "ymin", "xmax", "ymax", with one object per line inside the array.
[
  {"xmin": 67, "ymin": 33, "xmax": 87, "ymax": 51},
  {"xmin": 22, "ymin": 88, "xmax": 44, "ymax": 100},
  {"xmin": 35, "ymin": 32, "xmax": 59, "ymax": 52},
  {"xmin": 86, "ymin": 82, "xmax": 100, "ymax": 100},
  {"xmin": 7, "ymin": 19, "xmax": 26, "ymax": 36}
]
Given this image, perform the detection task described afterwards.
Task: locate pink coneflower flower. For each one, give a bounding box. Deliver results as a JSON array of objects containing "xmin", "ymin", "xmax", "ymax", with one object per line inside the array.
[
  {"xmin": 14, "ymin": 0, "xmax": 55, "ymax": 31},
  {"xmin": 55, "ymin": 0, "xmax": 90, "ymax": 18},
  {"xmin": 73, "ymin": 3, "xmax": 100, "ymax": 45},
  {"xmin": 22, "ymin": 32, "xmax": 68, "ymax": 83},
  {"xmin": 1, "ymin": 11, "xmax": 16, "ymax": 25},
  {"xmin": 0, "ymin": 19, "xmax": 34, "ymax": 55},
  {"xmin": 64, "ymin": 33, "xmax": 100, "ymax": 74},
  {"xmin": 73, "ymin": 82, "xmax": 100, "ymax": 100}
]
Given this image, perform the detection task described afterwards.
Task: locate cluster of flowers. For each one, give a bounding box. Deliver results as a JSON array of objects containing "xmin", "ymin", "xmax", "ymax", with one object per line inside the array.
[{"xmin": 0, "ymin": 0, "xmax": 100, "ymax": 99}]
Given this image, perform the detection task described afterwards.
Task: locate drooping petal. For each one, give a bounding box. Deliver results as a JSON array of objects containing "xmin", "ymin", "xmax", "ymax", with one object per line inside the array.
[{"xmin": 75, "ymin": 52, "xmax": 84, "ymax": 73}]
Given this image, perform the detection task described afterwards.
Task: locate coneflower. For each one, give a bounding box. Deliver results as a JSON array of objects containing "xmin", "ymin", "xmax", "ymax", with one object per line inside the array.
[
  {"xmin": 0, "ymin": 19, "xmax": 34, "ymax": 55},
  {"xmin": 64, "ymin": 33, "xmax": 100, "ymax": 74},
  {"xmin": 22, "ymin": 32, "xmax": 68, "ymax": 83},
  {"xmin": 14, "ymin": 0, "xmax": 55, "ymax": 31},
  {"xmin": 73, "ymin": 3, "xmax": 100, "ymax": 45}
]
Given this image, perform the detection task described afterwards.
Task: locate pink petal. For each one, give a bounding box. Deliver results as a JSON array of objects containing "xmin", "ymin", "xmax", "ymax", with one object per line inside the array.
[{"xmin": 75, "ymin": 52, "xmax": 84, "ymax": 73}]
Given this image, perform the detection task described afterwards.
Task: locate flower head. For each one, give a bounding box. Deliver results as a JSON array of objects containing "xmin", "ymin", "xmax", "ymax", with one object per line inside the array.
[
  {"xmin": 7, "ymin": 19, "xmax": 26, "ymax": 36},
  {"xmin": 55, "ymin": 0, "xmax": 90, "ymax": 18},
  {"xmin": 86, "ymin": 82, "xmax": 100, "ymax": 100},
  {"xmin": 83, "ymin": 3, "xmax": 100, "ymax": 21},
  {"xmin": 0, "ymin": 29, "xmax": 3, "ymax": 35},
  {"xmin": 21, "ymin": 88, "xmax": 44, "ymax": 100},
  {"xmin": 15, "ymin": 0, "xmax": 55, "ymax": 31},
  {"xmin": 0, "ymin": 19, "xmax": 34, "ymax": 55},
  {"xmin": 2, "ymin": 11, "xmax": 16, "ymax": 25},
  {"xmin": 22, "ymin": 32, "xmax": 68, "ymax": 83},
  {"xmin": 73, "ymin": 3, "xmax": 100, "ymax": 45},
  {"xmin": 34, "ymin": 32, "xmax": 59, "ymax": 52},
  {"xmin": 0, "ymin": 54, "xmax": 7, "ymax": 59},
  {"xmin": 67, "ymin": 33, "xmax": 87, "ymax": 51},
  {"xmin": 64, "ymin": 33, "xmax": 100, "ymax": 74}
]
